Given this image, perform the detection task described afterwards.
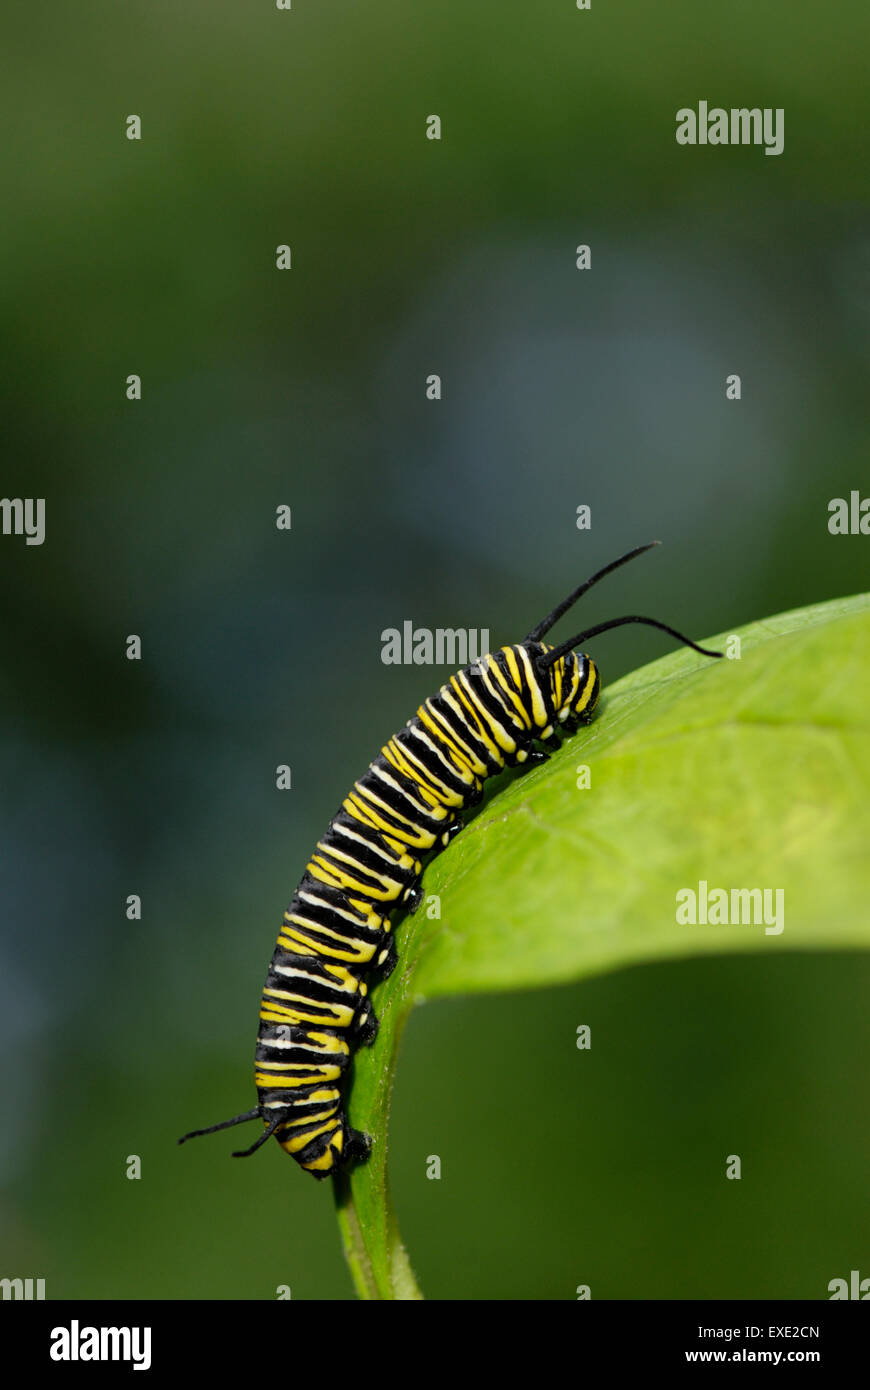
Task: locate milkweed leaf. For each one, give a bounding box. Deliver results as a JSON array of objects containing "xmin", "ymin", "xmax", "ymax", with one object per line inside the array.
[{"xmin": 335, "ymin": 593, "xmax": 870, "ymax": 1297}]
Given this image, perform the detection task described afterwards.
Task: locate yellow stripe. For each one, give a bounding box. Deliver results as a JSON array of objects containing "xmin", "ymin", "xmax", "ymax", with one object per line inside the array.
[
  {"xmin": 553, "ymin": 650, "xmax": 563, "ymax": 707},
  {"xmin": 278, "ymin": 1107, "xmax": 337, "ymax": 1129},
  {"xmin": 456, "ymin": 670, "xmax": 516, "ymax": 754},
  {"xmin": 277, "ymin": 1120, "xmax": 336, "ymax": 1154},
  {"xmin": 368, "ymin": 766, "xmax": 440, "ymax": 820},
  {"xmin": 577, "ymin": 659, "xmax": 597, "ymax": 712},
  {"xmin": 417, "ymin": 702, "xmax": 484, "ymax": 776},
  {"xmin": 259, "ymin": 998, "xmax": 355, "ymax": 1029},
  {"xmin": 475, "ymin": 661, "xmax": 520, "ymax": 749},
  {"xmin": 314, "ymin": 838, "xmax": 406, "ymax": 880},
  {"xmin": 301, "ymin": 1135, "xmax": 342, "ymax": 1171},
  {"xmin": 307, "ymin": 852, "xmax": 400, "ymax": 900},
  {"xmin": 283, "ymin": 913, "xmax": 372, "ymax": 952},
  {"xmin": 324, "ymin": 962, "xmax": 363, "ymax": 992},
  {"xmin": 385, "ymin": 737, "xmax": 467, "ymax": 809},
  {"xmin": 255, "ymin": 1066, "xmax": 342, "ymax": 1085},
  {"xmin": 305, "ymin": 1029, "xmax": 351, "ymax": 1052},
  {"xmin": 516, "ymin": 646, "xmax": 549, "ymax": 727},
  {"xmin": 382, "ymin": 740, "xmax": 449, "ymax": 806},
  {"xmin": 346, "ymin": 896, "xmax": 386, "ymax": 929},
  {"xmin": 450, "ymin": 676, "xmax": 505, "ymax": 760},
  {"xmin": 347, "ymin": 785, "xmax": 440, "ymax": 847},
  {"xmin": 429, "ymin": 692, "xmax": 494, "ymax": 770},
  {"xmin": 277, "ymin": 928, "xmax": 375, "ymax": 965},
  {"xmin": 336, "ymin": 824, "xmax": 418, "ymax": 875},
  {"xmin": 499, "ymin": 647, "xmax": 532, "ymax": 726},
  {"xmin": 344, "ymin": 787, "xmax": 437, "ymax": 845}
]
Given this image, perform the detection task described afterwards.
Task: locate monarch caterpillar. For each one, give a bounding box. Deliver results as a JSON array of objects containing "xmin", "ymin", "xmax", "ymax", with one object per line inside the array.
[{"xmin": 179, "ymin": 542, "xmax": 722, "ymax": 1178}]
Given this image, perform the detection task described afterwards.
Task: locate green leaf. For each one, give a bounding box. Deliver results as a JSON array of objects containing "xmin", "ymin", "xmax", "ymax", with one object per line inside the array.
[{"xmin": 334, "ymin": 592, "xmax": 870, "ymax": 1297}]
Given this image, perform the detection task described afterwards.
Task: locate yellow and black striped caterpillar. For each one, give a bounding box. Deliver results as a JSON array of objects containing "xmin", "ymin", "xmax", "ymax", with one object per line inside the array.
[{"xmin": 179, "ymin": 542, "xmax": 721, "ymax": 1179}]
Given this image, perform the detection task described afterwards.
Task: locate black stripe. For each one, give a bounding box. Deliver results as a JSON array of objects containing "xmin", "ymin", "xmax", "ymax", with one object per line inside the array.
[
  {"xmin": 294, "ymin": 876, "xmax": 370, "ymax": 921},
  {"xmin": 257, "ymin": 1051, "xmax": 351, "ymax": 1074},
  {"xmin": 258, "ymin": 998, "xmax": 350, "ymax": 1030},
  {"xmin": 451, "ymin": 674, "xmax": 511, "ymax": 752},
  {"xmin": 265, "ymin": 970, "xmax": 357, "ymax": 1007},
  {"xmin": 443, "ymin": 679, "xmax": 512, "ymax": 766},
  {"xmin": 311, "ymin": 848, "xmax": 394, "ymax": 895},
  {"xmin": 269, "ymin": 948, "xmax": 334, "ymax": 981},
  {"xmin": 534, "ymin": 647, "xmax": 558, "ymax": 722},
  {"xmin": 257, "ymin": 1022, "xmax": 350, "ymax": 1046},
  {"xmin": 290, "ymin": 1128, "xmax": 341, "ymax": 1164},
  {"xmin": 260, "ymin": 1094, "xmax": 340, "ymax": 1112},
  {"xmin": 257, "ymin": 1043, "xmax": 350, "ymax": 1067},
  {"xmin": 345, "ymin": 780, "xmax": 420, "ymax": 837},
  {"xmin": 281, "ymin": 916, "xmax": 379, "ymax": 958},
  {"xmin": 331, "ymin": 810, "xmax": 397, "ymax": 859},
  {"xmin": 326, "ymin": 824, "xmax": 409, "ymax": 878},
  {"xmin": 400, "ymin": 725, "xmax": 469, "ymax": 794},
  {"xmin": 429, "ymin": 689, "xmax": 494, "ymax": 764},
  {"xmin": 513, "ymin": 649, "xmax": 546, "ymax": 723},
  {"xmin": 462, "ymin": 662, "xmax": 516, "ymax": 730},
  {"xmin": 492, "ymin": 649, "xmax": 522, "ymax": 697},
  {"xmin": 287, "ymin": 897, "xmax": 382, "ymax": 946},
  {"xmin": 358, "ymin": 761, "xmax": 442, "ymax": 830},
  {"xmin": 276, "ymin": 1117, "xmax": 341, "ymax": 1144},
  {"xmin": 257, "ymin": 1084, "xmax": 340, "ymax": 1106}
]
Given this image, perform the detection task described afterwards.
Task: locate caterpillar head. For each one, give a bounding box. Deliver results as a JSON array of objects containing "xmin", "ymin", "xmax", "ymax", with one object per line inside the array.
[
  {"xmin": 525, "ymin": 543, "xmax": 721, "ymax": 732},
  {"xmin": 561, "ymin": 649, "xmax": 601, "ymax": 726},
  {"xmin": 530, "ymin": 644, "xmax": 601, "ymax": 731}
]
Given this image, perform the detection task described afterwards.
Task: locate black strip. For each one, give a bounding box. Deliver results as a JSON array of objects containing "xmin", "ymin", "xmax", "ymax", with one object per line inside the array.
[
  {"xmin": 281, "ymin": 915, "xmax": 378, "ymax": 958},
  {"xmin": 327, "ymin": 824, "xmax": 406, "ymax": 877},
  {"xmin": 287, "ymin": 897, "xmax": 382, "ymax": 946},
  {"xmin": 358, "ymin": 762, "xmax": 440, "ymax": 831},
  {"xmin": 264, "ymin": 970, "xmax": 357, "ymax": 1007},
  {"xmin": 429, "ymin": 687, "xmax": 494, "ymax": 764},
  {"xmin": 402, "ymin": 723, "xmax": 469, "ymax": 793},
  {"xmin": 310, "ymin": 848, "xmax": 391, "ymax": 895},
  {"xmin": 294, "ymin": 875, "xmax": 370, "ymax": 921}
]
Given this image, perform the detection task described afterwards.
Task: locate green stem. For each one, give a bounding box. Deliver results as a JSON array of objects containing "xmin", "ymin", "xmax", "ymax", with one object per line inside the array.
[
  {"xmin": 334, "ymin": 1166, "xmax": 423, "ymax": 1300},
  {"xmin": 332, "ymin": 917, "xmax": 426, "ymax": 1299},
  {"xmin": 334, "ymin": 1174, "xmax": 379, "ymax": 1299}
]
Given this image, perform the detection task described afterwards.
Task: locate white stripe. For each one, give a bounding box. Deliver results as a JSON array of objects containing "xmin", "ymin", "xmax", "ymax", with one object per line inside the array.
[
  {"xmin": 271, "ymin": 963, "xmax": 358, "ymax": 993},
  {"xmin": 369, "ymin": 763, "xmax": 435, "ymax": 817},
  {"xmin": 297, "ymin": 889, "xmax": 367, "ymax": 925},
  {"xmin": 409, "ymin": 725, "xmax": 475, "ymax": 787}
]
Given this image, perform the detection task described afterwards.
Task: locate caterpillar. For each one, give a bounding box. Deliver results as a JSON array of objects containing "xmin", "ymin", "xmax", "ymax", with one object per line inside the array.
[{"xmin": 179, "ymin": 542, "xmax": 722, "ymax": 1179}]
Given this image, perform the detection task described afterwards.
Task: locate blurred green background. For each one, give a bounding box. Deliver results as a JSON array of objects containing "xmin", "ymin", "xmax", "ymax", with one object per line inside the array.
[{"xmin": 2, "ymin": 1, "xmax": 868, "ymax": 1299}]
